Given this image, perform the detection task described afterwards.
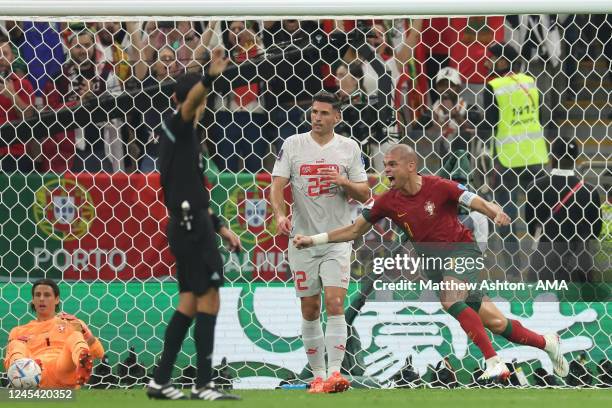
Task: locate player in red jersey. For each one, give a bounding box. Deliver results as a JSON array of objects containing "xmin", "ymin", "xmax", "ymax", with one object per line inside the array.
[{"xmin": 294, "ymin": 144, "xmax": 569, "ymax": 382}]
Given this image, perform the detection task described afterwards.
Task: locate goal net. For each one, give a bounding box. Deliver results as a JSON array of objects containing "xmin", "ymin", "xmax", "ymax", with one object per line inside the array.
[{"xmin": 0, "ymin": 6, "xmax": 610, "ymax": 389}]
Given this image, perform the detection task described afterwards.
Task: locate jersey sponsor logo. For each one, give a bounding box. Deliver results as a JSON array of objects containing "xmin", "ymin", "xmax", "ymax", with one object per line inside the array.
[
  {"xmin": 211, "ymin": 271, "xmax": 221, "ymax": 281},
  {"xmin": 398, "ymin": 212, "xmax": 407, "ymax": 218},
  {"xmin": 306, "ymin": 347, "xmax": 318, "ymax": 355},
  {"xmin": 424, "ymin": 200, "xmax": 435, "ymax": 217},
  {"xmin": 32, "ymin": 178, "xmax": 96, "ymax": 241},
  {"xmin": 334, "ymin": 344, "xmax": 346, "ymax": 351},
  {"xmin": 457, "ymin": 184, "xmax": 468, "ymax": 191},
  {"xmin": 299, "ymin": 163, "xmax": 338, "ymax": 176}
]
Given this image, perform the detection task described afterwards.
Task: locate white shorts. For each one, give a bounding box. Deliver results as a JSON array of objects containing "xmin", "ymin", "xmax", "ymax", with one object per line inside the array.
[{"xmin": 288, "ymin": 242, "xmax": 351, "ymax": 297}]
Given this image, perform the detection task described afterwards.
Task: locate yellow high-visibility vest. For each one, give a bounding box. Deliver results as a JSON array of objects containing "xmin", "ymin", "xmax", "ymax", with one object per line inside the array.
[{"xmin": 488, "ymin": 73, "xmax": 548, "ymax": 168}]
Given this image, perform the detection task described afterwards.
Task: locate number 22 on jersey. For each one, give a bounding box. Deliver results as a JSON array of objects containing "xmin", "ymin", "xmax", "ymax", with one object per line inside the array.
[{"xmin": 300, "ymin": 164, "xmax": 340, "ymax": 197}]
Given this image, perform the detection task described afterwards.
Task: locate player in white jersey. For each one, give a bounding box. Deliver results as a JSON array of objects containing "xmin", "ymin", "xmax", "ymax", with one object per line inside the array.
[{"xmin": 271, "ymin": 91, "xmax": 370, "ymax": 393}]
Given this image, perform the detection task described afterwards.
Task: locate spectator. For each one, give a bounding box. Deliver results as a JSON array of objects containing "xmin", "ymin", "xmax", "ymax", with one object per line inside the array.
[
  {"xmin": 480, "ymin": 42, "xmax": 549, "ymax": 277},
  {"xmin": 0, "ymin": 34, "xmax": 37, "ymax": 173},
  {"xmin": 424, "ymin": 67, "xmax": 477, "ymax": 159},
  {"xmin": 391, "ymin": 18, "xmax": 428, "ymax": 132},
  {"xmin": 344, "ymin": 21, "xmax": 400, "ymax": 172},
  {"xmin": 143, "ymin": 21, "xmax": 206, "ymax": 75},
  {"xmin": 15, "ymin": 21, "xmax": 65, "ymax": 96},
  {"xmin": 333, "ymin": 61, "xmax": 376, "ymax": 169},
  {"xmin": 208, "ymin": 20, "xmax": 267, "ymax": 172},
  {"xmin": 43, "ymin": 26, "xmax": 114, "ymax": 172},
  {"xmin": 361, "ymin": 21, "xmax": 401, "ymax": 93},
  {"xmin": 127, "ymin": 21, "xmax": 182, "ymax": 172},
  {"xmin": 525, "ymin": 137, "xmax": 602, "ymax": 282},
  {"xmin": 0, "ymin": 22, "xmax": 29, "ymax": 78},
  {"xmin": 448, "ymin": 16, "xmax": 505, "ymax": 109},
  {"xmin": 418, "ymin": 17, "xmax": 468, "ymax": 103},
  {"xmin": 95, "ymin": 22, "xmax": 132, "ymax": 172},
  {"xmin": 262, "ymin": 19, "xmax": 322, "ymax": 150}
]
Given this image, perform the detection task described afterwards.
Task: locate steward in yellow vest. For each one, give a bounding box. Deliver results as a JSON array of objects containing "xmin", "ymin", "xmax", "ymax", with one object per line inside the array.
[{"xmin": 483, "ymin": 44, "xmax": 549, "ymax": 169}]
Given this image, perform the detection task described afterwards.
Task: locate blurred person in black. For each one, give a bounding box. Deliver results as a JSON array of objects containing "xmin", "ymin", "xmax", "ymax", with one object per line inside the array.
[
  {"xmin": 262, "ymin": 19, "xmax": 322, "ymax": 150},
  {"xmin": 333, "ymin": 61, "xmax": 377, "ymax": 169},
  {"xmin": 525, "ymin": 137, "xmax": 602, "ymax": 283},
  {"xmin": 145, "ymin": 49, "xmax": 241, "ymax": 401}
]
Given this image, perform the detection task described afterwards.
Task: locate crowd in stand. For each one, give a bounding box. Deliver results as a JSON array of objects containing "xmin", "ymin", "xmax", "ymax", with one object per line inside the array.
[
  {"xmin": 0, "ymin": 17, "xmax": 610, "ymax": 282},
  {"xmin": 0, "ymin": 16, "xmax": 609, "ymax": 175}
]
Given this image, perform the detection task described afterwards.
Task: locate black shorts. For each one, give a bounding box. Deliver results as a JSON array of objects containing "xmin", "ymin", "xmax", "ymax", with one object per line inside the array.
[{"xmin": 167, "ymin": 211, "xmax": 224, "ymax": 295}]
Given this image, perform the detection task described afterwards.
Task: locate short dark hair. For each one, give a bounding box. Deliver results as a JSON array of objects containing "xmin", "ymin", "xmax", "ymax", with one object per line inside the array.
[
  {"xmin": 173, "ymin": 72, "xmax": 202, "ymax": 103},
  {"xmin": 312, "ymin": 91, "xmax": 342, "ymax": 111},
  {"xmin": 31, "ymin": 278, "xmax": 61, "ymax": 313}
]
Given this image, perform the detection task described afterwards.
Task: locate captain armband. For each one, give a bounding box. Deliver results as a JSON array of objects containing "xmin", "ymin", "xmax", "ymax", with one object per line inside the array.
[{"xmin": 459, "ymin": 191, "xmax": 477, "ymax": 207}]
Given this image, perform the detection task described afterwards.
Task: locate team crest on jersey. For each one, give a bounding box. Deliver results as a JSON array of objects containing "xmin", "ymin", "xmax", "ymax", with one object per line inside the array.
[
  {"xmin": 424, "ymin": 200, "xmax": 435, "ymax": 216},
  {"xmin": 57, "ymin": 324, "xmax": 66, "ymax": 333}
]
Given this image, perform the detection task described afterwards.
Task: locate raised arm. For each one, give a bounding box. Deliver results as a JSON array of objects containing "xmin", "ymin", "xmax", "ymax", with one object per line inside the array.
[
  {"xmin": 125, "ymin": 21, "xmax": 148, "ymax": 81},
  {"xmin": 180, "ymin": 47, "xmax": 228, "ymax": 122},
  {"xmin": 271, "ymin": 176, "xmax": 291, "ymax": 235},
  {"xmin": 293, "ymin": 215, "xmax": 372, "ymax": 249}
]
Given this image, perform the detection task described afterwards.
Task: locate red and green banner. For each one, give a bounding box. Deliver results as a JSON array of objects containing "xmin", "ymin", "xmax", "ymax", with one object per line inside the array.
[
  {"xmin": 0, "ymin": 172, "xmax": 297, "ymax": 282},
  {"xmin": 0, "ymin": 173, "xmax": 386, "ymax": 282},
  {"xmin": 0, "ymin": 173, "xmax": 171, "ymax": 280}
]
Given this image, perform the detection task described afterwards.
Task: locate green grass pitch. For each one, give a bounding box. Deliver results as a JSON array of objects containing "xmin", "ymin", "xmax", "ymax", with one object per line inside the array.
[{"xmin": 8, "ymin": 389, "xmax": 611, "ymax": 408}]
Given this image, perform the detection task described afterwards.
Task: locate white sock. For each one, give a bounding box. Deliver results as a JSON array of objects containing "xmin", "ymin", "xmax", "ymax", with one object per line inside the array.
[
  {"xmin": 302, "ymin": 318, "xmax": 326, "ymax": 379},
  {"xmin": 325, "ymin": 315, "xmax": 347, "ymax": 378},
  {"xmin": 485, "ymin": 355, "xmax": 501, "ymax": 370}
]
